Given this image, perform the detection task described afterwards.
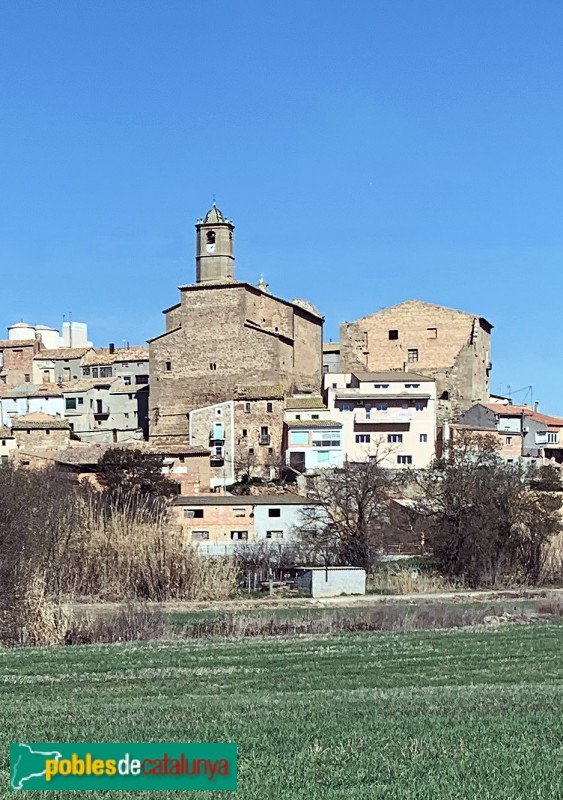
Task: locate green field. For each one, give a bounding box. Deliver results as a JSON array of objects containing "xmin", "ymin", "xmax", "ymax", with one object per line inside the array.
[{"xmin": 1, "ymin": 623, "xmax": 563, "ymax": 798}]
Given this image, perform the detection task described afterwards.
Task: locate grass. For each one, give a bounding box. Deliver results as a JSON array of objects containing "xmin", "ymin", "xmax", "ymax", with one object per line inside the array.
[{"xmin": 1, "ymin": 623, "xmax": 563, "ymax": 798}]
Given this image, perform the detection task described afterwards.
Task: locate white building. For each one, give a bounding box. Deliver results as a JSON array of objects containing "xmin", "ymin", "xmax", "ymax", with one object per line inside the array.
[
  {"xmin": 7, "ymin": 320, "xmax": 92, "ymax": 350},
  {"xmin": 324, "ymin": 371, "xmax": 437, "ymax": 469},
  {"xmin": 0, "ymin": 384, "xmax": 65, "ymax": 428}
]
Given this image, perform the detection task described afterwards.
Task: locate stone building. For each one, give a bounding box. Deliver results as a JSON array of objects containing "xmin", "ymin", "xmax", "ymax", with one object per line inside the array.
[
  {"xmin": 148, "ymin": 204, "xmax": 323, "ymax": 449},
  {"xmin": 11, "ymin": 411, "xmax": 70, "ymax": 449},
  {"xmin": 339, "ymin": 300, "xmax": 492, "ymax": 420},
  {"xmin": 0, "ymin": 338, "xmax": 40, "ymax": 387}
]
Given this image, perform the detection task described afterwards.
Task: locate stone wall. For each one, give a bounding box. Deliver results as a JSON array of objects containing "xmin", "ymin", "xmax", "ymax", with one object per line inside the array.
[
  {"xmin": 340, "ymin": 300, "xmax": 492, "ymax": 420},
  {"xmin": 149, "ymin": 283, "xmax": 323, "ymax": 443}
]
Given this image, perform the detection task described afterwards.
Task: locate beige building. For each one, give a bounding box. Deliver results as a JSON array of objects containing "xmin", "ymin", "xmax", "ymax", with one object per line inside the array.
[
  {"xmin": 324, "ymin": 371, "xmax": 437, "ymax": 469},
  {"xmin": 33, "ymin": 347, "xmax": 93, "ymax": 384},
  {"xmin": 11, "ymin": 411, "xmax": 71, "ymax": 449},
  {"xmin": 339, "ymin": 300, "xmax": 492, "ymax": 421},
  {"xmin": 148, "ymin": 204, "xmax": 323, "ymax": 446},
  {"xmin": 0, "ymin": 426, "xmax": 16, "ymax": 464}
]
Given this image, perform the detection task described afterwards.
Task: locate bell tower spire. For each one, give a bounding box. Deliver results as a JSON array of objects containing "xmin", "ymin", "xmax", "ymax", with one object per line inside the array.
[{"xmin": 195, "ymin": 203, "xmax": 235, "ymax": 284}]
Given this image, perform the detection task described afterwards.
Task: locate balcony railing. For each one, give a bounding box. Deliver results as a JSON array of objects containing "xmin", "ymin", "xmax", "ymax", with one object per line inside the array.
[
  {"xmin": 259, "ymin": 434, "xmax": 271, "ymax": 445},
  {"xmin": 354, "ymin": 409, "xmax": 412, "ymax": 423}
]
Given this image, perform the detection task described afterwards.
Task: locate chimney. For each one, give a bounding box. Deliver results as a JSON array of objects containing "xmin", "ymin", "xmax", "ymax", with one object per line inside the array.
[
  {"xmin": 109, "ymin": 343, "xmax": 115, "ymax": 354},
  {"xmin": 534, "ymin": 401, "xmax": 539, "ymax": 412}
]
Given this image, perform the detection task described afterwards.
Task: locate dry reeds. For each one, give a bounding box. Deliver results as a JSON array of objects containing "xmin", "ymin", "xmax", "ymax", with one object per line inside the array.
[
  {"xmin": 368, "ymin": 567, "xmax": 460, "ymax": 595},
  {"xmin": 58, "ymin": 496, "xmax": 238, "ymax": 602}
]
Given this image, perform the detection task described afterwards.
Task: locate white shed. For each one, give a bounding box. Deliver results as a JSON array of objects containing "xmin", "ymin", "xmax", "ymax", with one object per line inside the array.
[{"xmin": 295, "ymin": 566, "xmax": 366, "ymax": 598}]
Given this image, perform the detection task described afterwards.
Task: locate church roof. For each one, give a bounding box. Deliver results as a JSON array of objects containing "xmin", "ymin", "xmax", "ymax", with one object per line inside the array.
[{"xmin": 203, "ymin": 204, "xmax": 227, "ymax": 224}]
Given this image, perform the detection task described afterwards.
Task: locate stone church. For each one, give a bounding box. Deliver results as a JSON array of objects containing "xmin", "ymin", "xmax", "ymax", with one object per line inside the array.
[{"xmin": 148, "ymin": 204, "xmax": 323, "ymax": 458}]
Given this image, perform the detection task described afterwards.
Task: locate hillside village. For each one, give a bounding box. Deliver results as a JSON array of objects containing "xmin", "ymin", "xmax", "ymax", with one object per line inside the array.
[{"xmin": 2, "ymin": 202, "xmax": 562, "ymax": 555}]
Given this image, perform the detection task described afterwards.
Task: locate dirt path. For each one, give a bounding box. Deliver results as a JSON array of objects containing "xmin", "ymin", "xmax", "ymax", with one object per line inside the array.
[{"xmin": 70, "ymin": 587, "xmax": 563, "ymax": 616}]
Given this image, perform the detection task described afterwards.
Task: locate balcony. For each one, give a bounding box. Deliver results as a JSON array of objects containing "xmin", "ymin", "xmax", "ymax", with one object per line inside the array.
[
  {"xmin": 259, "ymin": 434, "xmax": 271, "ymax": 446},
  {"xmin": 354, "ymin": 408, "xmax": 412, "ymax": 424},
  {"xmin": 209, "ymin": 437, "xmax": 225, "ymax": 447},
  {"xmin": 93, "ymin": 408, "xmax": 110, "ymax": 421}
]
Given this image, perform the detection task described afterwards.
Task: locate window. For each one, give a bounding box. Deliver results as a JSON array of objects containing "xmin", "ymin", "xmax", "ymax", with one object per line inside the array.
[
  {"xmin": 388, "ymin": 330, "xmax": 399, "ymax": 340},
  {"xmin": 206, "ymin": 230, "xmax": 216, "ymax": 244},
  {"xmin": 415, "ymin": 402, "xmax": 426, "ymax": 411},
  {"xmin": 388, "ymin": 434, "xmax": 403, "ymax": 443},
  {"xmin": 45, "ymin": 429, "xmax": 50, "ymax": 436},
  {"xmin": 209, "ymin": 363, "xmax": 216, "ymax": 371},
  {"xmin": 266, "ymin": 531, "xmax": 283, "ymax": 540},
  {"xmin": 506, "ymin": 436, "xmax": 512, "ymax": 445},
  {"xmin": 295, "ymin": 414, "xmax": 301, "ymax": 420},
  {"xmin": 397, "ymin": 455, "xmax": 413, "ymax": 465},
  {"xmin": 317, "ymin": 451, "xmax": 330, "ymax": 463},
  {"xmin": 191, "ymin": 531, "xmax": 209, "ymax": 541},
  {"xmin": 1, "ymin": 440, "xmax": 4, "ymax": 446},
  {"xmin": 1, "ymin": 455, "xmax": 8, "ymax": 465},
  {"xmin": 234, "ymin": 508, "xmax": 246, "ymax": 518},
  {"xmin": 375, "ymin": 403, "xmax": 388, "ymax": 411},
  {"xmin": 230, "ymin": 530, "xmax": 248, "ymax": 540},
  {"xmin": 65, "ymin": 398, "xmax": 77, "ymax": 410},
  {"xmin": 405, "ymin": 383, "xmax": 420, "ymax": 388},
  {"xmin": 215, "ymin": 408, "xmax": 222, "ymax": 416},
  {"xmin": 123, "ymin": 376, "xmax": 132, "ymax": 385},
  {"xmin": 91, "ymin": 368, "xmax": 99, "ymax": 378},
  {"xmin": 214, "ymin": 446, "xmax": 223, "ymax": 457},
  {"xmin": 241, "ymin": 428, "xmax": 248, "ymax": 437},
  {"xmin": 323, "ymin": 364, "xmax": 329, "ymax": 374},
  {"xmin": 373, "ymin": 384, "xmax": 389, "ymax": 389},
  {"xmin": 312, "ymin": 431, "xmax": 341, "ymax": 447},
  {"xmin": 244, "ymin": 402, "xmax": 251, "ymax": 413},
  {"xmin": 24, "ymin": 374, "xmax": 30, "ymax": 383},
  {"xmin": 427, "ymin": 327, "xmax": 437, "ymax": 339},
  {"xmin": 184, "ymin": 508, "xmax": 204, "ymax": 519},
  {"xmin": 78, "ymin": 397, "xmax": 84, "ymax": 405},
  {"xmin": 124, "ymin": 413, "xmax": 129, "ymax": 419},
  {"xmin": 248, "ymin": 448, "xmax": 254, "ymax": 455},
  {"xmin": 548, "ymin": 432, "xmax": 558, "ymax": 444},
  {"xmin": 266, "ymin": 402, "xmax": 273, "ymax": 413},
  {"xmin": 165, "ymin": 361, "xmax": 172, "ymax": 372},
  {"xmin": 290, "ymin": 431, "xmax": 308, "ymax": 445},
  {"xmin": 268, "ymin": 508, "xmax": 281, "ymax": 518},
  {"xmin": 356, "ymin": 434, "xmax": 371, "ymax": 443},
  {"xmin": 100, "ymin": 367, "xmax": 113, "ymax": 378},
  {"xmin": 268, "ymin": 447, "xmax": 273, "ymax": 454},
  {"xmin": 312, "ymin": 414, "xmax": 319, "ymax": 420},
  {"xmin": 136, "ymin": 375, "xmax": 149, "ymax": 384},
  {"xmin": 420, "ymin": 433, "xmax": 428, "ymax": 443},
  {"xmin": 407, "ymin": 349, "xmax": 419, "ymax": 363}
]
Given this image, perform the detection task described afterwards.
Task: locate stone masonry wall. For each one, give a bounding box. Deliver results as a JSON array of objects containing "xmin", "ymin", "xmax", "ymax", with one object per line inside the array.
[{"xmin": 339, "ymin": 301, "xmax": 491, "ymax": 420}]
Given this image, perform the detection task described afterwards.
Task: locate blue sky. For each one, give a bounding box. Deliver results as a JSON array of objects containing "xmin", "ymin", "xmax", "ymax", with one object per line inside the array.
[{"xmin": 1, "ymin": 1, "xmax": 562, "ymax": 410}]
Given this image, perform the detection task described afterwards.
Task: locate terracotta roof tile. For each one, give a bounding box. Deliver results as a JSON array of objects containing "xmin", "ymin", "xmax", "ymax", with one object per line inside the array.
[{"xmin": 285, "ymin": 395, "xmax": 326, "ymax": 409}]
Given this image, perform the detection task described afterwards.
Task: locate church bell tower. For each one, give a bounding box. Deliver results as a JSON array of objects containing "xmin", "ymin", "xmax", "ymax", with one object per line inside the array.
[{"xmin": 195, "ymin": 203, "xmax": 235, "ymax": 284}]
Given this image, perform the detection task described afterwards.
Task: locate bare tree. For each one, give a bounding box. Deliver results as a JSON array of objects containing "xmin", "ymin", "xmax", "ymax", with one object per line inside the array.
[
  {"xmin": 415, "ymin": 431, "xmax": 562, "ymax": 587},
  {"xmin": 296, "ymin": 447, "xmax": 398, "ymax": 570}
]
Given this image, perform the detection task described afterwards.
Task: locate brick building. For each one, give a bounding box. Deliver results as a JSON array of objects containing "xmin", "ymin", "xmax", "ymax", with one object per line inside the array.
[
  {"xmin": 339, "ymin": 300, "xmax": 492, "ymax": 421},
  {"xmin": 148, "ymin": 204, "xmax": 323, "ymax": 451}
]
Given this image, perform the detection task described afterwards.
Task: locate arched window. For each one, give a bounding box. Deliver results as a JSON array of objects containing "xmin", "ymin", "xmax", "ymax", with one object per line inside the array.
[{"xmin": 206, "ymin": 230, "xmax": 216, "ymax": 244}]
